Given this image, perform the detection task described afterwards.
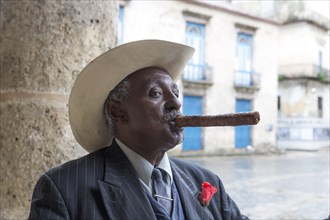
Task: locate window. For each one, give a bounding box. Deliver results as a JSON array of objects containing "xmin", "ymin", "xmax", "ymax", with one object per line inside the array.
[
  {"xmin": 118, "ymin": 5, "xmax": 124, "ymax": 45},
  {"xmin": 318, "ymin": 96, "xmax": 323, "ymax": 118},
  {"xmin": 235, "ymin": 32, "xmax": 253, "ymax": 86},
  {"xmin": 318, "ymin": 50, "xmax": 323, "ymax": 73},
  {"xmin": 184, "ymin": 21, "xmax": 205, "ymax": 81},
  {"xmin": 278, "ymin": 96, "xmax": 281, "ymax": 111}
]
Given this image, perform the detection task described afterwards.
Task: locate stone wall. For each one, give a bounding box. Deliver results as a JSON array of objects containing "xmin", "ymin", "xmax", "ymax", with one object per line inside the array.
[{"xmin": 0, "ymin": 1, "xmax": 117, "ymax": 219}]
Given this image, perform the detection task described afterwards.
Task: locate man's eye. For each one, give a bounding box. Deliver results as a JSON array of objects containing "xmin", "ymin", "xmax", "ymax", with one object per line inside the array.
[{"xmin": 149, "ymin": 91, "xmax": 162, "ymax": 97}]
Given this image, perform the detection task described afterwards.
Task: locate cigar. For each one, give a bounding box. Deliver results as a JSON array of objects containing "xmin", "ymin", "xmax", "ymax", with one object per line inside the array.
[{"xmin": 175, "ymin": 111, "xmax": 260, "ymax": 127}]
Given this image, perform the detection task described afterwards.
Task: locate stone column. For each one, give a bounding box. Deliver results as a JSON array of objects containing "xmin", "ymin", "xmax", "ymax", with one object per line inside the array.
[{"xmin": 0, "ymin": 1, "xmax": 117, "ymax": 218}]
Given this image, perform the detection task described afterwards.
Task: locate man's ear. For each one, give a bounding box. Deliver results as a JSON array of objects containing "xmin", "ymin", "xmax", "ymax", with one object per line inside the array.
[{"xmin": 106, "ymin": 100, "xmax": 129, "ymax": 123}]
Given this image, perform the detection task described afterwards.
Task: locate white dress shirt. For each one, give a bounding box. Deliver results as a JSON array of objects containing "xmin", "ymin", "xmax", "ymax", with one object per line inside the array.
[{"xmin": 115, "ymin": 138, "xmax": 173, "ymax": 196}]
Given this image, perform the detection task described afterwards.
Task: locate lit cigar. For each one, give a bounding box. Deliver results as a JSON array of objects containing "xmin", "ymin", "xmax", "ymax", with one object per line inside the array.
[{"xmin": 175, "ymin": 111, "xmax": 260, "ymax": 127}]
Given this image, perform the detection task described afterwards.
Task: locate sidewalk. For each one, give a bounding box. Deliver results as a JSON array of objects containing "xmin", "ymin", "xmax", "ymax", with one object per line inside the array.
[
  {"xmin": 170, "ymin": 144, "xmax": 284, "ymax": 157},
  {"xmin": 181, "ymin": 150, "xmax": 330, "ymax": 220}
]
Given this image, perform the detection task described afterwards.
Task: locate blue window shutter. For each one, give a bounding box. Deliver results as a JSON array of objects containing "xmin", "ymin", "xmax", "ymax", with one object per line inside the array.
[
  {"xmin": 236, "ymin": 33, "xmax": 253, "ymax": 86},
  {"xmin": 184, "ymin": 22, "xmax": 205, "ymax": 80},
  {"xmin": 118, "ymin": 5, "xmax": 124, "ymax": 44},
  {"xmin": 182, "ymin": 95, "xmax": 203, "ymax": 150},
  {"xmin": 235, "ymin": 99, "xmax": 251, "ymax": 148}
]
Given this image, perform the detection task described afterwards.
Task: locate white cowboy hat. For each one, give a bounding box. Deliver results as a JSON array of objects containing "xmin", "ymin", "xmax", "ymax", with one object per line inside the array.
[{"xmin": 69, "ymin": 39, "xmax": 195, "ymax": 152}]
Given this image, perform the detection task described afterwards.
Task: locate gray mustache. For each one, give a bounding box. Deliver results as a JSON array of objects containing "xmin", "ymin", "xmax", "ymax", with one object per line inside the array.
[{"xmin": 162, "ymin": 111, "xmax": 181, "ymax": 122}]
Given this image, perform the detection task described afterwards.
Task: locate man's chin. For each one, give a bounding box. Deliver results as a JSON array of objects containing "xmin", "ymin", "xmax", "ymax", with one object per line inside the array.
[
  {"xmin": 162, "ymin": 133, "xmax": 183, "ymax": 151},
  {"xmin": 174, "ymin": 132, "xmax": 184, "ymax": 145}
]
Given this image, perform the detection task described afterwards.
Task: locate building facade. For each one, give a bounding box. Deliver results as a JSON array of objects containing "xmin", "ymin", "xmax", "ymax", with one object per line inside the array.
[
  {"xmin": 274, "ymin": 1, "xmax": 330, "ymax": 150},
  {"xmin": 118, "ymin": 0, "xmax": 280, "ymax": 154}
]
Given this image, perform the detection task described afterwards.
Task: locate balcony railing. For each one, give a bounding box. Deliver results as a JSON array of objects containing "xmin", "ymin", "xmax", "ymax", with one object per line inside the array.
[
  {"xmin": 182, "ymin": 63, "xmax": 213, "ymax": 84},
  {"xmin": 279, "ymin": 64, "xmax": 330, "ymax": 82},
  {"xmin": 234, "ymin": 70, "xmax": 260, "ymax": 89}
]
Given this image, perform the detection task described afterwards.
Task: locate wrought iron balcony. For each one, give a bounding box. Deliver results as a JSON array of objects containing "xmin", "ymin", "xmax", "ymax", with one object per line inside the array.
[
  {"xmin": 182, "ymin": 63, "xmax": 213, "ymax": 85},
  {"xmin": 234, "ymin": 70, "xmax": 261, "ymax": 91},
  {"xmin": 278, "ymin": 64, "xmax": 330, "ymax": 83}
]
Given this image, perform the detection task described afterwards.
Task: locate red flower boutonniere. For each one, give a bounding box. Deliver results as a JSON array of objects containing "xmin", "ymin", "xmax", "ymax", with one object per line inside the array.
[{"xmin": 200, "ymin": 181, "xmax": 218, "ymax": 207}]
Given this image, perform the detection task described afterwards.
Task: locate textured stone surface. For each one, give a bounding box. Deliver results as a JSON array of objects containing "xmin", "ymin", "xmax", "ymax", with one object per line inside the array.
[
  {"xmin": 0, "ymin": 0, "xmax": 117, "ymax": 219},
  {"xmin": 0, "ymin": 0, "xmax": 117, "ymax": 93},
  {"xmin": 0, "ymin": 102, "xmax": 86, "ymax": 218}
]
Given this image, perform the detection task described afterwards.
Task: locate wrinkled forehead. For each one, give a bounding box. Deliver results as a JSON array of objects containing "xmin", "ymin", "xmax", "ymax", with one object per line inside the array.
[{"xmin": 127, "ymin": 67, "xmax": 176, "ymax": 85}]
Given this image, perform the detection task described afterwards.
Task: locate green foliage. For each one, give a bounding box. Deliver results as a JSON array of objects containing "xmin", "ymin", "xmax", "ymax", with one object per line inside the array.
[
  {"xmin": 317, "ymin": 71, "xmax": 325, "ymax": 82},
  {"xmin": 278, "ymin": 74, "xmax": 286, "ymax": 81}
]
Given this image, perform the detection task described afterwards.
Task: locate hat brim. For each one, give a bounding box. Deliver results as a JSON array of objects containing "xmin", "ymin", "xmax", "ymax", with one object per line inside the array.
[{"xmin": 68, "ymin": 40, "xmax": 195, "ymax": 152}]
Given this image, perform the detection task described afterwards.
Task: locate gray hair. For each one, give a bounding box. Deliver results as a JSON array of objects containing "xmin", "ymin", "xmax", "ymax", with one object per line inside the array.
[{"xmin": 104, "ymin": 78, "xmax": 131, "ymax": 134}]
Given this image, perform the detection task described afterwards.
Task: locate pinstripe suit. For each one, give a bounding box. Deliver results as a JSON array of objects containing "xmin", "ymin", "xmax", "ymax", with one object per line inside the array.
[{"xmin": 29, "ymin": 141, "xmax": 248, "ymax": 220}]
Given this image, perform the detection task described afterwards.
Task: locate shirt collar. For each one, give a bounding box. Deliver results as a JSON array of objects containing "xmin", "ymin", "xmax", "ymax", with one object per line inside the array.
[{"xmin": 115, "ymin": 138, "xmax": 173, "ymax": 187}]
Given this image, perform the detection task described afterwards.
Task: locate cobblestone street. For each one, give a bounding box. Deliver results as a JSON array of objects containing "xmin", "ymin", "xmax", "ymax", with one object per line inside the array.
[{"xmin": 183, "ymin": 150, "xmax": 329, "ymax": 220}]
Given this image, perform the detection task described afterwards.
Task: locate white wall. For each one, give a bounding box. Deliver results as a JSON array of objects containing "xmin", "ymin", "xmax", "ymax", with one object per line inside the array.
[{"xmin": 279, "ymin": 22, "xmax": 329, "ymax": 70}]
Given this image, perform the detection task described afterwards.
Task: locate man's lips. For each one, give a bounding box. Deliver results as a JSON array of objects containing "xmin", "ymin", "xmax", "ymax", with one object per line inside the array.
[
  {"xmin": 162, "ymin": 111, "xmax": 184, "ymax": 132},
  {"xmin": 168, "ymin": 120, "xmax": 184, "ymax": 131}
]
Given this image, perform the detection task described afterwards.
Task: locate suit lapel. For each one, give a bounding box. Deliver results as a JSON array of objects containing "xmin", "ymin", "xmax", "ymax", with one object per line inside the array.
[
  {"xmin": 98, "ymin": 142, "xmax": 156, "ymax": 220},
  {"xmin": 171, "ymin": 161, "xmax": 214, "ymax": 220}
]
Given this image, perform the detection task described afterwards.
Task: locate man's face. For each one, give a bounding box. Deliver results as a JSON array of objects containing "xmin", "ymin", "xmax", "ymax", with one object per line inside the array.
[{"xmin": 123, "ymin": 67, "xmax": 183, "ymax": 152}]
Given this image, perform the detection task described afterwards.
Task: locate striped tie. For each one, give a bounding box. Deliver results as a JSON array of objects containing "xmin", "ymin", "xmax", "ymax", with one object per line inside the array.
[{"xmin": 152, "ymin": 168, "xmax": 172, "ymax": 214}]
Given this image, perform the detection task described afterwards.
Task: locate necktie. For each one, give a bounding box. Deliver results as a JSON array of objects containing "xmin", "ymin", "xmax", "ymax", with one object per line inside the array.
[{"xmin": 152, "ymin": 168, "xmax": 172, "ymax": 214}]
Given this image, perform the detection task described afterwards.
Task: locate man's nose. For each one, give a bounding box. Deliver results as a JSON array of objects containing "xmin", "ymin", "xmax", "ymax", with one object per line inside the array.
[{"xmin": 165, "ymin": 93, "xmax": 181, "ymax": 111}]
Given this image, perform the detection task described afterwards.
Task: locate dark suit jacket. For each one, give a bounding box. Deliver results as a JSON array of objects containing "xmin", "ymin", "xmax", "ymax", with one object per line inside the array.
[{"xmin": 29, "ymin": 141, "xmax": 248, "ymax": 220}]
